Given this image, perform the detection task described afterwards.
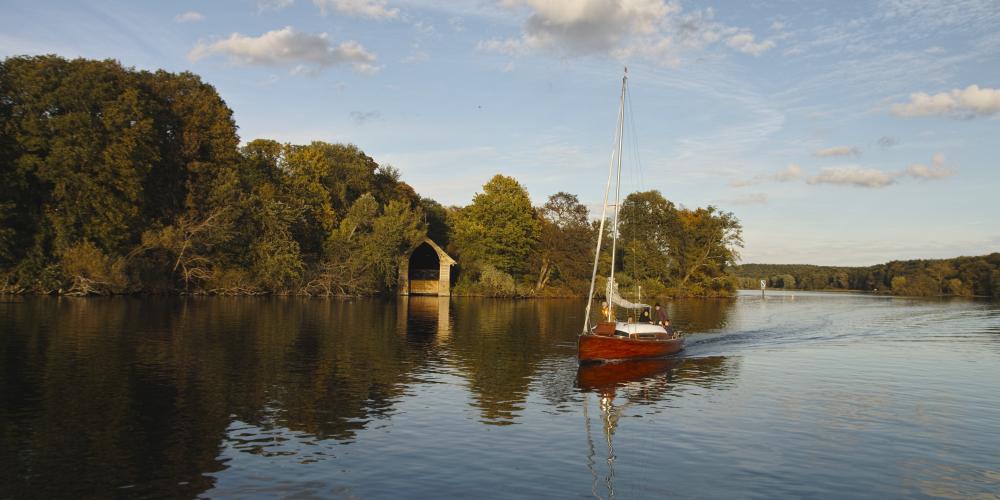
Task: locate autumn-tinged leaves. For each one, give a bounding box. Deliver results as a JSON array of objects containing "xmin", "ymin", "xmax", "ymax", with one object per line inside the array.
[
  {"xmin": 0, "ymin": 55, "xmax": 744, "ymax": 297},
  {"xmin": 0, "ymin": 56, "xmax": 425, "ymax": 294}
]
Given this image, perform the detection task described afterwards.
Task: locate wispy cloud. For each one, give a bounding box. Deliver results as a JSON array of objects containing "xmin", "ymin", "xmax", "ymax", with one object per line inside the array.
[
  {"xmin": 312, "ymin": 0, "xmax": 399, "ymax": 19},
  {"xmin": 726, "ymin": 33, "xmax": 774, "ymax": 56},
  {"xmin": 808, "ymin": 166, "xmax": 896, "ymax": 188},
  {"xmin": 350, "ymin": 110, "xmax": 381, "ymax": 125},
  {"xmin": 174, "ymin": 11, "xmax": 204, "ymax": 23},
  {"xmin": 877, "ymin": 136, "xmax": 899, "ymax": 148},
  {"xmin": 257, "ymin": 0, "xmax": 294, "ymax": 13},
  {"xmin": 815, "ymin": 145, "xmax": 862, "ymax": 158},
  {"xmin": 891, "ymin": 85, "xmax": 1000, "ymax": 119},
  {"xmin": 730, "ymin": 163, "xmax": 801, "ymax": 187},
  {"xmin": 726, "ymin": 192, "xmax": 769, "ymax": 205},
  {"xmin": 189, "ymin": 27, "xmax": 379, "ymax": 74}
]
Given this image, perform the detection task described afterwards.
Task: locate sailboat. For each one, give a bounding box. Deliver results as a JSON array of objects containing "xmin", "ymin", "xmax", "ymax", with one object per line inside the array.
[{"xmin": 578, "ymin": 69, "xmax": 683, "ymax": 363}]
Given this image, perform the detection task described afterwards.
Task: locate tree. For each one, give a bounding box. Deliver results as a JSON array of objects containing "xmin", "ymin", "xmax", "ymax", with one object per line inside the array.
[
  {"xmin": 136, "ymin": 208, "xmax": 232, "ymax": 292},
  {"xmin": 282, "ymin": 142, "xmax": 383, "ymax": 256},
  {"xmin": 1, "ymin": 57, "xmax": 158, "ymax": 256},
  {"xmin": 534, "ymin": 192, "xmax": 593, "ymax": 291},
  {"xmin": 419, "ymin": 197, "xmax": 451, "ymax": 246},
  {"xmin": 308, "ymin": 194, "xmax": 426, "ymax": 295},
  {"xmin": 451, "ymin": 175, "xmax": 540, "ymax": 278},
  {"xmin": 671, "ymin": 206, "xmax": 742, "ymax": 290},
  {"xmin": 618, "ymin": 190, "xmax": 678, "ymax": 283}
]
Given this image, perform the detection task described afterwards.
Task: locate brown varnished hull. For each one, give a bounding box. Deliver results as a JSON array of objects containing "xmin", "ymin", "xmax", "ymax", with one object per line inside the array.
[
  {"xmin": 578, "ymin": 334, "xmax": 683, "ymax": 363},
  {"xmin": 576, "ymin": 358, "xmax": 681, "ymax": 390}
]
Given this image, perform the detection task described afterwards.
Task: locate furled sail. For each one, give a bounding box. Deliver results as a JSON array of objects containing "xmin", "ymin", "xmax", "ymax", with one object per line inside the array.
[{"xmin": 606, "ymin": 279, "xmax": 648, "ymax": 310}]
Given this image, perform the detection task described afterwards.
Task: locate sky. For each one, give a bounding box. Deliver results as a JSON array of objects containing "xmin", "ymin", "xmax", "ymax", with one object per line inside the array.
[{"xmin": 2, "ymin": 0, "xmax": 999, "ymax": 266}]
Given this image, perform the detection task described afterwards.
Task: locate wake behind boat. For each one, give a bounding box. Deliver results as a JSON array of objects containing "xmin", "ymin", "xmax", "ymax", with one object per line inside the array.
[{"xmin": 578, "ymin": 69, "xmax": 683, "ymax": 363}]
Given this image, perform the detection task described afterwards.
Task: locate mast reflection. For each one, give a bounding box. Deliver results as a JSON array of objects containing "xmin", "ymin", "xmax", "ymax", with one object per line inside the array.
[{"xmin": 577, "ymin": 356, "xmax": 737, "ymax": 499}]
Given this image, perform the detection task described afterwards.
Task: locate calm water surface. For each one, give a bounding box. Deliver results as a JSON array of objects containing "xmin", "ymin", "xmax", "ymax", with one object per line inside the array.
[{"xmin": 1, "ymin": 291, "xmax": 999, "ymax": 498}]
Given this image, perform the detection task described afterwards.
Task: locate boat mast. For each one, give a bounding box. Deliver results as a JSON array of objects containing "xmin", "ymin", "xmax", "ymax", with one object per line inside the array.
[
  {"xmin": 583, "ymin": 68, "xmax": 628, "ymax": 334},
  {"xmin": 608, "ymin": 69, "xmax": 627, "ymax": 319}
]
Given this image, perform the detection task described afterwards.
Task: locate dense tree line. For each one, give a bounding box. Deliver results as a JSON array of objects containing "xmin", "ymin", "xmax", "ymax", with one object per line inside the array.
[
  {"xmin": 1, "ymin": 55, "xmax": 742, "ymax": 297},
  {"xmin": 448, "ymin": 177, "xmax": 742, "ymax": 297},
  {"xmin": 735, "ymin": 254, "xmax": 1000, "ymax": 297},
  {"xmin": 0, "ymin": 56, "xmax": 426, "ymax": 295}
]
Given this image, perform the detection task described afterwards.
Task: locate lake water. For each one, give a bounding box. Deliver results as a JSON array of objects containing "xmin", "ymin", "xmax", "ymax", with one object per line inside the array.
[{"xmin": 1, "ymin": 291, "xmax": 999, "ymax": 498}]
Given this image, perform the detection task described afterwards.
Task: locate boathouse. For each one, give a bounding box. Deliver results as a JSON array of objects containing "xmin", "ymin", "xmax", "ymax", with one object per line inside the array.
[{"xmin": 398, "ymin": 238, "xmax": 456, "ymax": 296}]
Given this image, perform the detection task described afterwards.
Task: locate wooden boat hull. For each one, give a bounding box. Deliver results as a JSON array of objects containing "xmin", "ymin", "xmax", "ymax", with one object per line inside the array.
[{"xmin": 578, "ymin": 334, "xmax": 682, "ymax": 363}]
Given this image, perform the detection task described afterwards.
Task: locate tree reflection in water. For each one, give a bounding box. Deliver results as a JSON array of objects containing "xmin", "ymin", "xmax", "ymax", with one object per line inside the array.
[{"xmin": 0, "ymin": 296, "xmax": 737, "ymax": 498}]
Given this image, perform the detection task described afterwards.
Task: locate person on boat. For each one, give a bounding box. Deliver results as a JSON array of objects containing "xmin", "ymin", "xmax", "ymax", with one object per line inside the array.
[
  {"xmin": 654, "ymin": 303, "xmax": 668, "ymax": 325},
  {"xmin": 600, "ymin": 301, "xmax": 610, "ymax": 320},
  {"xmin": 639, "ymin": 308, "xmax": 652, "ymax": 323},
  {"xmin": 663, "ymin": 319, "xmax": 678, "ymax": 338}
]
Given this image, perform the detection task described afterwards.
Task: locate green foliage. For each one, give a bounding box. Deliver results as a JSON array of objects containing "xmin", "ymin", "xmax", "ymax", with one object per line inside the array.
[
  {"xmin": 136, "ymin": 208, "xmax": 232, "ymax": 292},
  {"xmin": 616, "ymin": 191, "xmax": 742, "ymax": 297},
  {"xmin": 0, "ymin": 56, "xmax": 433, "ymax": 296},
  {"xmin": 478, "ymin": 265, "xmax": 517, "ymax": 297},
  {"xmin": 0, "ymin": 55, "xmax": 749, "ymax": 299},
  {"xmin": 534, "ymin": 192, "xmax": 595, "ymax": 292},
  {"xmin": 308, "ymin": 194, "xmax": 426, "ymax": 295},
  {"xmin": 246, "ymin": 192, "xmax": 303, "ymax": 291},
  {"xmin": 452, "ymin": 175, "xmax": 540, "ymax": 277},
  {"xmin": 59, "ymin": 240, "xmax": 127, "ymax": 295},
  {"xmin": 619, "ymin": 190, "xmax": 678, "ymax": 283},
  {"xmin": 735, "ymin": 253, "xmax": 1000, "ymax": 297},
  {"xmin": 0, "ymin": 56, "xmax": 243, "ymax": 293},
  {"xmin": 419, "ymin": 197, "xmax": 451, "ymax": 246}
]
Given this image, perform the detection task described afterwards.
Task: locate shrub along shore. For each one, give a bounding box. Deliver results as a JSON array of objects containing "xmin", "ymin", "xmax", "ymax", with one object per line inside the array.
[{"xmin": 2, "ymin": 55, "xmax": 741, "ymax": 297}]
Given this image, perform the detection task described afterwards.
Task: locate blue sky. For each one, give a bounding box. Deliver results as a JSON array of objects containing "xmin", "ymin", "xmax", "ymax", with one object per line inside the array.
[{"xmin": 3, "ymin": 0, "xmax": 998, "ymax": 265}]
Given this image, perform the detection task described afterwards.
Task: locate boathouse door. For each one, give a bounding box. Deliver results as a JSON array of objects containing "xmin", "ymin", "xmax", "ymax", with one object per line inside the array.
[{"xmin": 408, "ymin": 242, "xmax": 440, "ymax": 295}]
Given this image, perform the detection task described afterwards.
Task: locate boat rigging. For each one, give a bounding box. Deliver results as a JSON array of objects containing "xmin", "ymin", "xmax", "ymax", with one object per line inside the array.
[{"xmin": 578, "ymin": 68, "xmax": 683, "ymax": 363}]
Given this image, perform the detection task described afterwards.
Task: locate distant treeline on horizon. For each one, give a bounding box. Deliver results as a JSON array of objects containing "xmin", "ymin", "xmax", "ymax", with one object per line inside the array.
[
  {"xmin": 1, "ymin": 55, "xmax": 742, "ymax": 298},
  {"xmin": 735, "ymin": 254, "xmax": 1000, "ymax": 298}
]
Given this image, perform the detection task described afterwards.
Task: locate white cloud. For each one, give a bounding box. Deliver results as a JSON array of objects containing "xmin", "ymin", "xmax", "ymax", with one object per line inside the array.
[
  {"xmin": 726, "ymin": 32, "xmax": 775, "ymax": 56},
  {"xmin": 727, "ymin": 193, "xmax": 768, "ymax": 205},
  {"xmin": 746, "ymin": 155, "xmax": 954, "ymax": 189},
  {"xmin": 174, "ymin": 11, "xmax": 204, "ymax": 23},
  {"xmin": 808, "ymin": 166, "xmax": 896, "ymax": 188},
  {"xmin": 774, "ymin": 163, "xmax": 802, "ymax": 181},
  {"xmin": 815, "ymin": 145, "xmax": 862, "ymax": 157},
  {"xmin": 313, "ymin": 0, "xmax": 399, "ymax": 19},
  {"xmin": 258, "ymin": 0, "xmax": 294, "ymax": 12},
  {"xmin": 479, "ymin": 0, "xmax": 773, "ymax": 63},
  {"xmin": 730, "ymin": 163, "xmax": 801, "ymax": 187},
  {"xmin": 891, "ymin": 85, "xmax": 1000, "ymax": 119},
  {"xmin": 189, "ymin": 27, "xmax": 379, "ymax": 74},
  {"xmin": 905, "ymin": 153, "xmax": 954, "ymax": 179}
]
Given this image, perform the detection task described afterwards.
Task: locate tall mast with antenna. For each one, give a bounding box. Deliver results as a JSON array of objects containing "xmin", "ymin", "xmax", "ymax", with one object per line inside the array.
[
  {"xmin": 608, "ymin": 68, "xmax": 627, "ymax": 317},
  {"xmin": 583, "ymin": 68, "xmax": 628, "ymax": 333}
]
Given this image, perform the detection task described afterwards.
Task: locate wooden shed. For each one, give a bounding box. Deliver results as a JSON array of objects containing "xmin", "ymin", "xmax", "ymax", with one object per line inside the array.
[{"xmin": 398, "ymin": 238, "xmax": 456, "ymax": 296}]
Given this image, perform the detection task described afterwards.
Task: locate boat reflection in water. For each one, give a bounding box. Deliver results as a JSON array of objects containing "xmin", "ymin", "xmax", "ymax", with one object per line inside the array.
[
  {"xmin": 577, "ymin": 358, "xmax": 681, "ymax": 393},
  {"xmin": 577, "ymin": 356, "xmax": 737, "ymax": 499}
]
